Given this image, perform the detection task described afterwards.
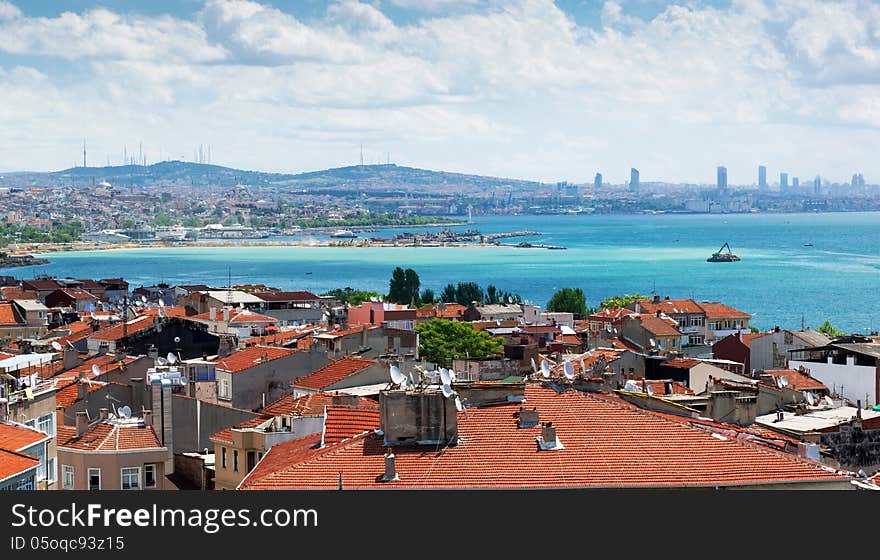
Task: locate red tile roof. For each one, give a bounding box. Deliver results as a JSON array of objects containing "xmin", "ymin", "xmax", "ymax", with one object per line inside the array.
[
  {"xmin": 241, "ymin": 385, "xmax": 849, "ymax": 489},
  {"xmin": 58, "ymin": 420, "xmax": 163, "ymax": 451},
  {"xmin": 764, "ymin": 369, "xmax": 829, "ymax": 392},
  {"xmin": 588, "ymin": 307, "xmax": 638, "ymax": 321},
  {"xmin": 0, "ymin": 303, "xmax": 22, "ymax": 326},
  {"xmin": 323, "ymin": 406, "xmax": 380, "ymax": 445},
  {"xmin": 191, "ymin": 309, "xmax": 278, "ymax": 324},
  {"xmin": 556, "ymin": 334, "xmax": 582, "ymax": 346},
  {"xmin": 642, "ymin": 380, "xmax": 695, "ymax": 396},
  {"xmin": 263, "ymin": 391, "xmax": 378, "ymax": 417},
  {"xmin": 238, "ymin": 433, "xmax": 324, "ymax": 489},
  {"xmin": 55, "ymin": 288, "xmax": 97, "ymax": 300},
  {"xmin": 209, "ymin": 416, "xmax": 272, "ymax": 446},
  {"xmin": 661, "ymin": 358, "xmax": 701, "ymax": 369},
  {"xmin": 243, "ymin": 327, "xmax": 317, "ymax": 348},
  {"xmin": 698, "ymin": 302, "xmax": 751, "ymax": 320},
  {"xmin": 637, "ymin": 315, "xmax": 681, "ymax": 337},
  {"xmin": 637, "ymin": 299, "xmax": 704, "ymax": 315},
  {"xmin": 416, "ymin": 303, "xmax": 466, "ymax": 319},
  {"xmin": 320, "ymin": 324, "xmax": 377, "ymax": 338},
  {"xmin": 55, "ymin": 380, "xmax": 126, "ymax": 409},
  {"xmin": 89, "ymin": 315, "xmax": 155, "ymax": 342},
  {"xmin": 140, "ymin": 306, "xmax": 190, "ymax": 318},
  {"xmin": 292, "ymin": 357, "xmax": 376, "ymax": 390},
  {"xmin": 214, "ymin": 345, "xmax": 298, "ymax": 374},
  {"xmin": 0, "ymin": 448, "xmax": 39, "ymax": 482},
  {"xmin": 0, "ymin": 423, "xmax": 50, "ymax": 451}
]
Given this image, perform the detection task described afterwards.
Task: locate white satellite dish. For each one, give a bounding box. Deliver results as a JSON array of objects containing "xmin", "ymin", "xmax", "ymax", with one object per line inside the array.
[
  {"xmin": 780, "ymin": 376, "xmax": 789, "ymax": 388},
  {"xmin": 454, "ymin": 396, "xmax": 464, "ymax": 412},
  {"xmin": 439, "ymin": 368, "xmax": 452, "ymax": 386},
  {"xmin": 823, "ymin": 396, "xmax": 835, "ymax": 407},
  {"xmin": 166, "ymin": 352, "xmax": 177, "ymax": 364},
  {"xmin": 140, "ymin": 296, "xmax": 147, "ymax": 304},
  {"xmin": 158, "ymin": 308, "xmax": 166, "ymax": 318},
  {"xmin": 646, "ymin": 385, "xmax": 655, "ymax": 395},
  {"xmin": 441, "ymin": 383, "xmax": 454, "ymax": 398},
  {"xmin": 606, "ymin": 322, "xmax": 612, "ymax": 332},
  {"xmin": 649, "ymin": 338, "xmax": 657, "ymax": 347},
  {"xmin": 91, "ymin": 364, "xmax": 100, "ymax": 376},
  {"xmin": 158, "ymin": 298, "xmax": 165, "ymax": 307},
  {"xmin": 408, "ymin": 372, "xmax": 415, "ymax": 387},
  {"xmin": 496, "ymin": 320, "xmax": 501, "ymax": 326},
  {"xmin": 563, "ymin": 361, "xmax": 575, "ymax": 380},
  {"xmin": 118, "ymin": 405, "xmax": 131, "ymax": 418},
  {"xmin": 624, "ymin": 380, "xmax": 641, "ymax": 392},
  {"xmin": 90, "ymin": 312, "xmax": 98, "ymax": 320},
  {"xmin": 51, "ymin": 341, "xmax": 63, "ymax": 351},
  {"xmin": 540, "ymin": 361, "xmax": 550, "ymax": 378},
  {"xmin": 507, "ymin": 295, "xmax": 514, "ymax": 304},
  {"xmin": 157, "ymin": 357, "xmax": 168, "ymax": 366},
  {"xmin": 775, "ymin": 376, "xmax": 784, "ymax": 389},
  {"xmin": 531, "ymin": 357, "xmax": 537, "ymax": 373},
  {"xmin": 389, "ymin": 365, "xmax": 405, "ymax": 385},
  {"xmin": 449, "ymin": 370, "xmax": 457, "ymax": 383},
  {"xmin": 805, "ymin": 392, "xmax": 815, "ymax": 406}
]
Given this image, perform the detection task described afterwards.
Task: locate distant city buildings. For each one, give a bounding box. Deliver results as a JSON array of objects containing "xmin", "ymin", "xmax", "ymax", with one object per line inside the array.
[
  {"xmin": 716, "ymin": 166, "xmax": 728, "ymax": 190},
  {"xmin": 594, "ymin": 173, "xmax": 602, "ymax": 189},
  {"xmin": 780, "ymin": 172, "xmax": 789, "ymax": 189},
  {"xmin": 792, "ymin": 177, "xmax": 799, "ymax": 190},
  {"xmin": 758, "ymin": 165, "xmax": 767, "ymax": 189},
  {"xmin": 814, "ymin": 175, "xmax": 822, "ymax": 195},
  {"xmin": 630, "ymin": 168, "xmax": 639, "ymax": 190}
]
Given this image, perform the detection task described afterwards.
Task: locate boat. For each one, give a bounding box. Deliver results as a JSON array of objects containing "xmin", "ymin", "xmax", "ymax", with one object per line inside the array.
[
  {"xmin": 330, "ymin": 229, "xmax": 358, "ymax": 239},
  {"xmin": 707, "ymin": 242, "xmax": 740, "ymax": 262},
  {"xmin": 803, "ymin": 242, "xmax": 813, "ymax": 247}
]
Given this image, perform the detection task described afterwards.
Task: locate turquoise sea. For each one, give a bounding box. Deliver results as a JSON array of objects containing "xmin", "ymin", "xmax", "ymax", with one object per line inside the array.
[{"xmin": 4, "ymin": 212, "xmax": 880, "ymax": 333}]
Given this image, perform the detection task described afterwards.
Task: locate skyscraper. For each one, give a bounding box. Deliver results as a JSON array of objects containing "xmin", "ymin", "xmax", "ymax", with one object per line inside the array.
[
  {"xmin": 630, "ymin": 168, "xmax": 639, "ymax": 190},
  {"xmin": 594, "ymin": 172, "xmax": 603, "ymax": 189},
  {"xmin": 758, "ymin": 165, "xmax": 767, "ymax": 188},
  {"xmin": 813, "ymin": 175, "xmax": 821, "ymax": 195},
  {"xmin": 780, "ymin": 172, "xmax": 789, "ymax": 189},
  {"xmin": 716, "ymin": 166, "xmax": 728, "ymax": 190},
  {"xmin": 792, "ymin": 177, "xmax": 799, "ymax": 190}
]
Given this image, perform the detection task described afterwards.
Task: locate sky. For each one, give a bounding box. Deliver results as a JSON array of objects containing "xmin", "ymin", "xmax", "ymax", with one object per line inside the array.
[{"xmin": 1, "ymin": 0, "xmax": 879, "ymax": 184}]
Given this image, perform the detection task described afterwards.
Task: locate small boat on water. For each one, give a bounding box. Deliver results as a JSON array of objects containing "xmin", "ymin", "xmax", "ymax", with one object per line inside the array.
[
  {"xmin": 330, "ymin": 229, "xmax": 358, "ymax": 238},
  {"xmin": 707, "ymin": 242, "xmax": 740, "ymax": 262},
  {"xmin": 803, "ymin": 242, "xmax": 813, "ymax": 247}
]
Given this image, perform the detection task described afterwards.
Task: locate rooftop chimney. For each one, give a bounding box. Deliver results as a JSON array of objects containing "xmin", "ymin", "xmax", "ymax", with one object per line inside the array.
[
  {"xmin": 209, "ymin": 307, "xmax": 217, "ymax": 321},
  {"xmin": 223, "ymin": 307, "xmax": 230, "ymax": 322},
  {"xmin": 539, "ymin": 422, "xmax": 559, "ymax": 450},
  {"xmin": 331, "ymin": 393, "xmax": 359, "ymax": 407},
  {"xmin": 518, "ymin": 407, "xmax": 539, "ymax": 428},
  {"xmin": 77, "ymin": 374, "xmax": 86, "ymax": 401},
  {"xmin": 99, "ymin": 407, "xmax": 109, "ymax": 420},
  {"xmin": 857, "ymin": 400, "xmax": 862, "ymax": 419},
  {"xmin": 381, "ymin": 449, "xmax": 399, "ymax": 481},
  {"xmin": 653, "ymin": 294, "xmax": 660, "ymax": 303},
  {"xmin": 75, "ymin": 411, "xmax": 88, "ymax": 436},
  {"xmin": 142, "ymin": 409, "xmax": 152, "ymax": 427}
]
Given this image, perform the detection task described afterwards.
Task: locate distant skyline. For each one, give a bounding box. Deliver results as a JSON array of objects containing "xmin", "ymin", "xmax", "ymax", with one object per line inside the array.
[{"xmin": 1, "ymin": 0, "xmax": 879, "ymax": 184}]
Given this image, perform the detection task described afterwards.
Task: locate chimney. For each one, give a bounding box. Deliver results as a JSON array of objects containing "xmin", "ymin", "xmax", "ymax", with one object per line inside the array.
[
  {"xmin": 540, "ymin": 422, "xmax": 558, "ymax": 449},
  {"xmin": 652, "ymin": 294, "xmax": 660, "ymax": 303},
  {"xmin": 382, "ymin": 448, "xmax": 398, "ymax": 481},
  {"xmin": 518, "ymin": 407, "xmax": 539, "ymax": 428},
  {"xmin": 223, "ymin": 307, "xmax": 230, "ymax": 322},
  {"xmin": 147, "ymin": 345, "xmax": 158, "ymax": 360},
  {"xmin": 856, "ymin": 400, "xmax": 862, "ymax": 419},
  {"xmin": 142, "ymin": 409, "xmax": 152, "ymax": 427},
  {"xmin": 77, "ymin": 374, "xmax": 86, "ymax": 401},
  {"xmin": 63, "ymin": 346, "xmax": 82, "ymax": 370},
  {"xmin": 99, "ymin": 407, "xmax": 109, "ymax": 420},
  {"xmin": 75, "ymin": 411, "xmax": 88, "ymax": 436},
  {"xmin": 331, "ymin": 393, "xmax": 359, "ymax": 407},
  {"xmin": 656, "ymin": 310, "xmax": 662, "ymax": 317},
  {"xmin": 209, "ymin": 307, "xmax": 217, "ymax": 321}
]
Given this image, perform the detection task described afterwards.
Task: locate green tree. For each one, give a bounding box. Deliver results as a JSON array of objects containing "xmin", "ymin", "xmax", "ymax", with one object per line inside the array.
[
  {"xmin": 600, "ymin": 293, "xmax": 646, "ymax": 310},
  {"xmin": 749, "ymin": 326, "xmax": 760, "ymax": 334},
  {"xmin": 415, "ymin": 318, "xmax": 503, "ymax": 367},
  {"xmin": 404, "ymin": 268, "xmax": 421, "ymax": 306},
  {"xmin": 420, "ymin": 288, "xmax": 436, "ymax": 305},
  {"xmin": 387, "ymin": 267, "xmax": 420, "ymax": 305},
  {"xmin": 817, "ymin": 320, "xmax": 846, "ymax": 337},
  {"xmin": 323, "ymin": 287, "xmax": 380, "ymax": 306},
  {"xmin": 546, "ymin": 287, "xmax": 588, "ymax": 316},
  {"xmin": 455, "ymin": 282, "xmax": 484, "ymax": 305},
  {"xmin": 440, "ymin": 283, "xmax": 457, "ymax": 303}
]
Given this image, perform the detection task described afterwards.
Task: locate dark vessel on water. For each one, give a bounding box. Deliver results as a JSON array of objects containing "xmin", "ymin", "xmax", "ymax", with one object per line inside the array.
[{"xmin": 707, "ymin": 242, "xmax": 740, "ymax": 262}]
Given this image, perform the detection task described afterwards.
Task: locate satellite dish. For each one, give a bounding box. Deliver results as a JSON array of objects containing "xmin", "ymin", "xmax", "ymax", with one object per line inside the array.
[
  {"xmin": 449, "ymin": 370, "xmax": 456, "ymax": 383},
  {"xmin": 495, "ymin": 319, "xmax": 501, "ymax": 326},
  {"xmin": 90, "ymin": 312, "xmax": 98, "ymax": 320},
  {"xmin": 370, "ymin": 296, "xmax": 377, "ymax": 302},
  {"xmin": 408, "ymin": 372, "xmax": 415, "ymax": 387},
  {"xmin": 454, "ymin": 396, "xmax": 464, "ymax": 412},
  {"xmin": 51, "ymin": 341, "xmax": 63, "ymax": 351},
  {"xmin": 540, "ymin": 361, "xmax": 550, "ymax": 378},
  {"xmin": 389, "ymin": 365, "xmax": 405, "ymax": 385},
  {"xmin": 439, "ymin": 368, "xmax": 452, "ymax": 385},
  {"xmin": 775, "ymin": 376, "xmax": 784, "ymax": 389},
  {"xmin": 441, "ymin": 383, "xmax": 454, "ymax": 398},
  {"xmin": 119, "ymin": 405, "xmax": 131, "ymax": 418},
  {"xmin": 91, "ymin": 364, "xmax": 100, "ymax": 376},
  {"xmin": 507, "ymin": 295, "xmax": 514, "ymax": 304},
  {"xmin": 292, "ymin": 321, "xmax": 300, "ymax": 329},
  {"xmin": 158, "ymin": 298, "xmax": 165, "ymax": 307},
  {"xmin": 563, "ymin": 361, "xmax": 575, "ymax": 380},
  {"xmin": 173, "ymin": 336, "xmax": 180, "ymax": 343},
  {"xmin": 649, "ymin": 338, "xmax": 657, "ymax": 347},
  {"xmin": 157, "ymin": 357, "xmax": 168, "ymax": 366},
  {"xmin": 780, "ymin": 376, "xmax": 789, "ymax": 388},
  {"xmin": 823, "ymin": 396, "xmax": 835, "ymax": 407},
  {"xmin": 606, "ymin": 323, "xmax": 612, "ymax": 332},
  {"xmin": 140, "ymin": 296, "xmax": 147, "ymax": 304},
  {"xmin": 158, "ymin": 308, "xmax": 166, "ymax": 318},
  {"xmin": 166, "ymin": 352, "xmax": 177, "ymax": 364},
  {"xmin": 805, "ymin": 392, "xmax": 815, "ymax": 406},
  {"xmin": 646, "ymin": 385, "xmax": 655, "ymax": 395},
  {"xmin": 624, "ymin": 380, "xmax": 641, "ymax": 392}
]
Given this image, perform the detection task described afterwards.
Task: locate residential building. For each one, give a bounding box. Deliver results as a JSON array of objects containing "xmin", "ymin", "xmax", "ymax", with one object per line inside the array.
[
  {"xmin": 56, "ymin": 410, "xmax": 171, "ymax": 490},
  {"xmin": 699, "ymin": 302, "xmax": 751, "ymax": 343},
  {"xmin": 290, "ymin": 356, "xmax": 386, "ymax": 396},
  {"xmin": 620, "ymin": 313, "xmax": 682, "ymax": 356},
  {"xmin": 251, "ymin": 291, "xmax": 324, "ymax": 325},
  {"xmin": 750, "ymin": 327, "xmax": 830, "ymax": 371},
  {"xmin": 188, "ymin": 307, "xmax": 279, "ymax": 338},
  {"xmin": 1, "ymin": 378, "xmax": 58, "ymax": 489},
  {"xmin": 0, "ymin": 422, "xmax": 52, "ymax": 490},
  {"xmin": 788, "ymin": 336, "xmax": 880, "ymax": 407},
  {"xmin": 654, "ymin": 358, "xmax": 751, "ymax": 393},
  {"xmin": 630, "ymin": 167, "xmax": 639, "ymax": 190},
  {"xmin": 348, "ymin": 301, "xmax": 416, "ymax": 330},
  {"xmin": 0, "ymin": 448, "xmax": 39, "ymax": 490},
  {"xmin": 45, "ymin": 289, "xmax": 99, "ymax": 313},
  {"xmin": 462, "ymin": 303, "xmax": 541, "ymax": 324},
  {"xmin": 712, "ymin": 331, "xmax": 765, "ymax": 373},
  {"xmin": 12, "ymin": 300, "xmax": 50, "ymax": 333},
  {"xmin": 758, "ymin": 165, "xmax": 767, "ymax": 188},
  {"xmin": 630, "ymin": 297, "xmax": 706, "ymax": 346}
]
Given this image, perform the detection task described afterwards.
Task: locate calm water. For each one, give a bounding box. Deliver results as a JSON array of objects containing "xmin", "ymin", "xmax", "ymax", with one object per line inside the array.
[{"xmin": 5, "ymin": 212, "xmax": 880, "ymax": 333}]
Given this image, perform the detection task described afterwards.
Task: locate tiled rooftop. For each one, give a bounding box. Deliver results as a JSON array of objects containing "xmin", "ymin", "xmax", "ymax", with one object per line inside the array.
[
  {"xmin": 0, "ymin": 423, "xmax": 50, "ymax": 451},
  {"xmin": 57, "ymin": 419, "xmax": 163, "ymax": 451},
  {"xmin": 292, "ymin": 356, "xmax": 376, "ymax": 390},
  {"xmin": 214, "ymin": 345, "xmax": 298, "ymax": 374}
]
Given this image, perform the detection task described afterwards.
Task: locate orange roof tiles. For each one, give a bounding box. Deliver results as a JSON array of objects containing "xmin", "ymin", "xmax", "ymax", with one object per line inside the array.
[
  {"xmin": 0, "ymin": 448, "xmax": 39, "ymax": 482},
  {"xmin": 191, "ymin": 309, "xmax": 278, "ymax": 324},
  {"xmin": 141, "ymin": 306, "xmax": 190, "ymax": 318},
  {"xmin": 214, "ymin": 345, "xmax": 298, "ymax": 374},
  {"xmin": 416, "ymin": 303, "xmax": 466, "ymax": 319},
  {"xmin": 58, "ymin": 420, "xmax": 163, "ymax": 451},
  {"xmin": 661, "ymin": 358, "xmax": 701, "ymax": 369},
  {"xmin": 637, "ymin": 299, "xmax": 704, "ymax": 315},
  {"xmin": 323, "ymin": 406, "xmax": 380, "ymax": 445},
  {"xmin": 243, "ymin": 327, "xmax": 317, "ymax": 348},
  {"xmin": 263, "ymin": 391, "xmax": 378, "ymax": 417},
  {"xmin": 292, "ymin": 356, "xmax": 376, "ymax": 390},
  {"xmin": 238, "ymin": 433, "xmax": 323, "ymax": 489},
  {"xmin": 241, "ymin": 385, "xmax": 849, "ymax": 489},
  {"xmin": 0, "ymin": 303, "xmax": 22, "ymax": 326},
  {"xmin": 209, "ymin": 416, "xmax": 272, "ymax": 446},
  {"xmin": 89, "ymin": 315, "xmax": 155, "ymax": 342},
  {"xmin": 320, "ymin": 324, "xmax": 378, "ymax": 338},
  {"xmin": 637, "ymin": 315, "xmax": 681, "ymax": 337},
  {"xmin": 764, "ymin": 369, "xmax": 828, "ymax": 392},
  {"xmin": 0, "ymin": 423, "xmax": 50, "ymax": 451},
  {"xmin": 698, "ymin": 302, "xmax": 751, "ymax": 319},
  {"xmin": 55, "ymin": 380, "xmax": 126, "ymax": 409}
]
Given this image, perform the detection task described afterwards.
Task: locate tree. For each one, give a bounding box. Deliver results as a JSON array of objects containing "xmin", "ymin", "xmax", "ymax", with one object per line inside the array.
[
  {"xmin": 415, "ymin": 318, "xmax": 503, "ymax": 367},
  {"xmin": 322, "ymin": 287, "xmax": 380, "ymax": 306},
  {"xmin": 600, "ymin": 293, "xmax": 646, "ymax": 310},
  {"xmin": 455, "ymin": 282, "xmax": 484, "ymax": 305},
  {"xmin": 749, "ymin": 326, "xmax": 760, "ymax": 334},
  {"xmin": 546, "ymin": 288, "xmax": 588, "ymax": 316},
  {"xmin": 420, "ymin": 288, "xmax": 436, "ymax": 305},
  {"xmin": 817, "ymin": 320, "xmax": 846, "ymax": 338},
  {"xmin": 440, "ymin": 283, "xmax": 457, "ymax": 303},
  {"xmin": 387, "ymin": 267, "xmax": 420, "ymax": 305}
]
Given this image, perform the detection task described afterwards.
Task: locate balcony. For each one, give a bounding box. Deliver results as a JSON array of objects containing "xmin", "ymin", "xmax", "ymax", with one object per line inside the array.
[{"xmin": 679, "ymin": 325, "xmax": 703, "ymax": 334}]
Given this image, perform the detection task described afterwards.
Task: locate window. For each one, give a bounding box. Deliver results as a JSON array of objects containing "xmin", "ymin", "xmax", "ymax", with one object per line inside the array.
[
  {"xmin": 46, "ymin": 457, "xmax": 55, "ymax": 484},
  {"xmin": 37, "ymin": 414, "xmax": 55, "ymax": 437},
  {"xmin": 121, "ymin": 467, "xmax": 141, "ymax": 490},
  {"xmin": 233, "ymin": 450, "xmax": 239, "ymax": 472},
  {"xmin": 218, "ymin": 379, "xmax": 230, "ymax": 400},
  {"xmin": 88, "ymin": 468, "xmax": 101, "ymax": 491},
  {"xmin": 144, "ymin": 464, "xmax": 156, "ymax": 488},
  {"xmin": 221, "ymin": 447, "xmax": 227, "ymax": 469},
  {"xmin": 62, "ymin": 465, "xmax": 74, "ymax": 489},
  {"xmin": 16, "ymin": 479, "xmax": 34, "ymax": 490}
]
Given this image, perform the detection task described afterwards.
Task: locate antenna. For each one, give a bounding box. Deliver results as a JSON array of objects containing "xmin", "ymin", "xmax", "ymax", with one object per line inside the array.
[
  {"xmin": 158, "ymin": 298, "xmax": 165, "ymax": 308},
  {"xmin": 580, "ymin": 359, "xmax": 587, "ymax": 375},
  {"xmin": 158, "ymin": 308, "xmax": 166, "ymax": 319},
  {"xmin": 563, "ymin": 361, "xmax": 575, "ymax": 380},
  {"xmin": 531, "ymin": 357, "xmax": 537, "ymax": 374},
  {"xmin": 389, "ymin": 364, "xmax": 405, "ymax": 385},
  {"xmin": 540, "ymin": 361, "xmax": 550, "ymax": 378}
]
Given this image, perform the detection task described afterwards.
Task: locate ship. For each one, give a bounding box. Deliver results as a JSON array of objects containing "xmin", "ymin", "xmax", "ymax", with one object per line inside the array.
[
  {"xmin": 707, "ymin": 242, "xmax": 740, "ymax": 262},
  {"xmin": 330, "ymin": 229, "xmax": 358, "ymax": 238}
]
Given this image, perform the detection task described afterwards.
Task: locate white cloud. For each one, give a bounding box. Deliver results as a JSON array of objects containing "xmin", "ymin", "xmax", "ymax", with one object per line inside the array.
[
  {"xmin": 0, "ymin": 1, "xmax": 21, "ymax": 21},
  {"xmin": 387, "ymin": 0, "xmax": 481, "ymax": 11}
]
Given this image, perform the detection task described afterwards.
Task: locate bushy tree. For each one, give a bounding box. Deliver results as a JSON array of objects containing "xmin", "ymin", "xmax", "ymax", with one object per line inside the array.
[
  {"xmin": 420, "ymin": 288, "xmax": 436, "ymax": 305},
  {"xmin": 415, "ymin": 318, "xmax": 503, "ymax": 367},
  {"xmin": 817, "ymin": 320, "xmax": 846, "ymax": 338},
  {"xmin": 546, "ymin": 287, "xmax": 588, "ymax": 316},
  {"xmin": 387, "ymin": 267, "xmax": 420, "ymax": 305},
  {"xmin": 600, "ymin": 293, "xmax": 646, "ymax": 310}
]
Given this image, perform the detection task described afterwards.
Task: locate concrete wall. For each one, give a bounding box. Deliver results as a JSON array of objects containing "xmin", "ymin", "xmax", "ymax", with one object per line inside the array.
[
  {"xmin": 57, "ymin": 446, "xmax": 170, "ymax": 490},
  {"xmin": 171, "ymin": 395, "xmax": 262, "ymax": 453},
  {"xmin": 689, "ymin": 363, "xmax": 751, "ymax": 394},
  {"xmin": 173, "ymin": 453, "xmax": 214, "ymax": 490},
  {"xmin": 63, "ymin": 384, "xmax": 133, "ymax": 426},
  {"xmin": 790, "ymin": 360, "xmax": 879, "ymax": 407},
  {"xmin": 751, "ymin": 331, "xmax": 823, "ymax": 372},
  {"xmin": 821, "ymin": 423, "xmax": 880, "ymax": 471},
  {"xmin": 221, "ymin": 350, "xmax": 330, "ymax": 411}
]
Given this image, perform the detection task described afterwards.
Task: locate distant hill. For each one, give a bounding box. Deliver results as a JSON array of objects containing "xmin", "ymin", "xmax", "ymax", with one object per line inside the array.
[{"xmin": 18, "ymin": 161, "xmax": 547, "ymax": 191}]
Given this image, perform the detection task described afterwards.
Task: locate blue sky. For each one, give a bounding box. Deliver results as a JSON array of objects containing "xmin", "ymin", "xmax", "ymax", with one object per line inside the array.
[{"xmin": 1, "ymin": 0, "xmax": 878, "ymax": 184}]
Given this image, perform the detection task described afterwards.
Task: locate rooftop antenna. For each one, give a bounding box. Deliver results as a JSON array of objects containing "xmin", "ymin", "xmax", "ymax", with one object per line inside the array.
[
  {"xmin": 227, "ymin": 265, "xmax": 233, "ymax": 306},
  {"xmin": 359, "ymin": 143, "xmax": 364, "ymax": 166}
]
